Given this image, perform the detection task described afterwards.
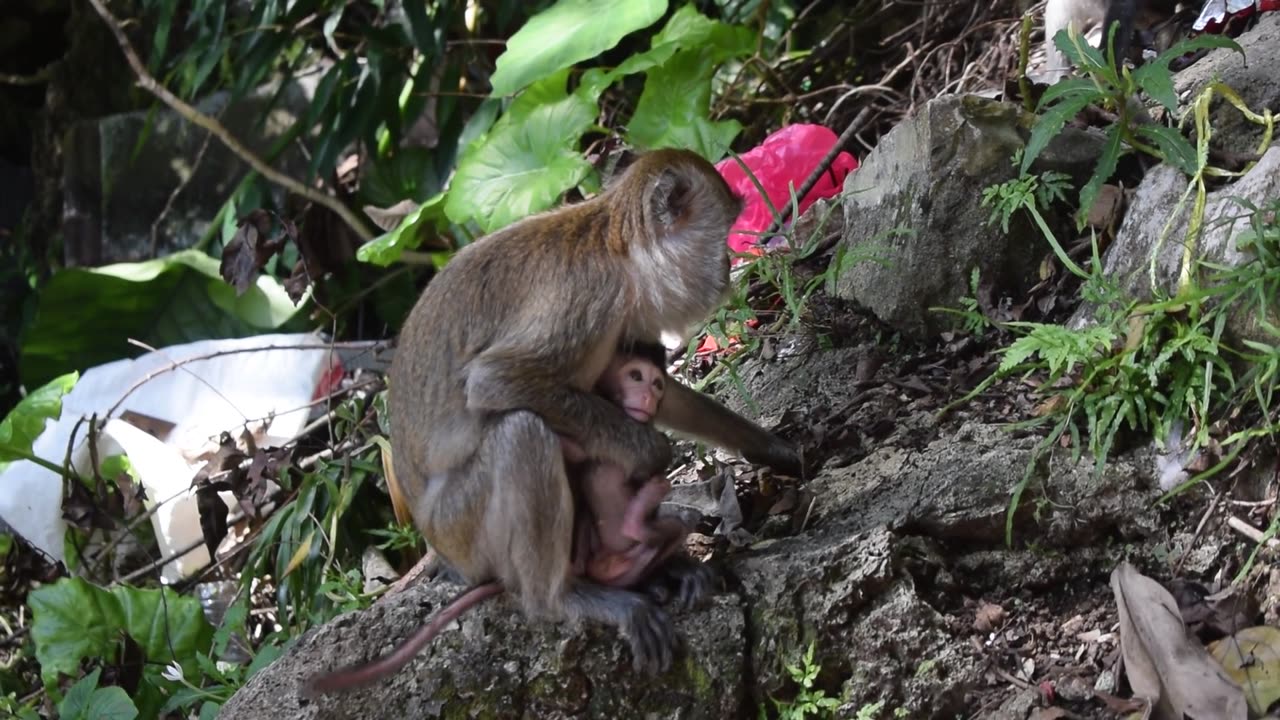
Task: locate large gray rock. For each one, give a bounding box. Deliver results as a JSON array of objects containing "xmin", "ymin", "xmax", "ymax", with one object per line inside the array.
[
  {"xmin": 1172, "ymin": 13, "xmax": 1280, "ymax": 157},
  {"xmin": 61, "ymin": 75, "xmax": 320, "ymax": 266},
  {"xmin": 834, "ymin": 94, "xmax": 1099, "ymax": 340},
  {"xmin": 1066, "ymin": 15, "xmax": 1280, "ymax": 342},
  {"xmin": 1069, "ymin": 146, "xmax": 1280, "ymax": 342},
  {"xmin": 220, "ymin": 587, "xmax": 746, "ymax": 720}
]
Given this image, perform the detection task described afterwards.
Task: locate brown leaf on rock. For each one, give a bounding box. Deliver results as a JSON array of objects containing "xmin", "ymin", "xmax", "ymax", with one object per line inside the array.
[
  {"xmin": 192, "ymin": 433, "xmax": 248, "ymax": 557},
  {"xmin": 1110, "ymin": 562, "xmax": 1247, "ymax": 719}
]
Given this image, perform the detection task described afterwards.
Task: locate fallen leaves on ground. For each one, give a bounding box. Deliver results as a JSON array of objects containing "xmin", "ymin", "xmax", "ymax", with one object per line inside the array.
[{"xmin": 1110, "ymin": 561, "xmax": 1246, "ymax": 719}]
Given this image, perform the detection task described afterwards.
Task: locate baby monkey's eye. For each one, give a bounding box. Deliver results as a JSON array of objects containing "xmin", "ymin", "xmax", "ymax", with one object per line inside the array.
[{"xmin": 629, "ymin": 369, "xmax": 644, "ymax": 382}]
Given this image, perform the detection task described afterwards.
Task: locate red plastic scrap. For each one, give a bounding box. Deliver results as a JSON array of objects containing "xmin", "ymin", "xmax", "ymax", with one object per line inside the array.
[{"xmin": 714, "ymin": 124, "xmax": 859, "ymax": 257}]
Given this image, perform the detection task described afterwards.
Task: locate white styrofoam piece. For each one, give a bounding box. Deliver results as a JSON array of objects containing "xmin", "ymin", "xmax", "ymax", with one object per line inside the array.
[{"xmin": 0, "ymin": 333, "xmax": 336, "ymax": 575}]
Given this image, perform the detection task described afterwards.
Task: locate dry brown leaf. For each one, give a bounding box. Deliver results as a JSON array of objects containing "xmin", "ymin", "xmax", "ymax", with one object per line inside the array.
[
  {"xmin": 974, "ymin": 601, "xmax": 1007, "ymax": 632},
  {"xmin": 1111, "ymin": 562, "xmax": 1247, "ymax": 719},
  {"xmin": 1085, "ymin": 183, "xmax": 1124, "ymax": 232}
]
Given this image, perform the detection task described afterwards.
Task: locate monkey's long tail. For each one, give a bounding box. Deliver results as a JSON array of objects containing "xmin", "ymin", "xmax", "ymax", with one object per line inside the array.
[{"xmin": 303, "ymin": 583, "xmax": 503, "ymax": 697}]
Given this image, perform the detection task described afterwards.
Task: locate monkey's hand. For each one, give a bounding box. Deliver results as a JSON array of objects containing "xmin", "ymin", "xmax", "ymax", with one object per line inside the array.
[{"xmin": 617, "ymin": 421, "xmax": 673, "ymax": 479}]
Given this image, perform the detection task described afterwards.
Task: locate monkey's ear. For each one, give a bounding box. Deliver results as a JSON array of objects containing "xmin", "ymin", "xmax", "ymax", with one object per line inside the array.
[{"xmin": 650, "ymin": 169, "xmax": 693, "ymax": 228}]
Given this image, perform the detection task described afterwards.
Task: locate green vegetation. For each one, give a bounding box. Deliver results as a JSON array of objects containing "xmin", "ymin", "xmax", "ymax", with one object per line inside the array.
[
  {"xmin": 951, "ymin": 29, "xmax": 1278, "ymax": 544},
  {"xmin": 762, "ymin": 640, "xmax": 842, "ymax": 720},
  {"xmin": 1, "ymin": 1, "xmax": 831, "ymax": 716}
]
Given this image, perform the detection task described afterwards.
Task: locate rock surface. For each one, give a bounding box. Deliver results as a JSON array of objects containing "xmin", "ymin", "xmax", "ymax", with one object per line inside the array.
[
  {"xmin": 222, "ymin": 398, "xmax": 1166, "ymax": 719},
  {"xmin": 834, "ymin": 94, "xmax": 1099, "ymax": 340}
]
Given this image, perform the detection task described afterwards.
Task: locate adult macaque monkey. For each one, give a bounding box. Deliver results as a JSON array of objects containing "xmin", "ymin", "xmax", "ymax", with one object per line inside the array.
[
  {"xmin": 306, "ymin": 344, "xmax": 693, "ymax": 696},
  {"xmin": 315, "ymin": 148, "xmax": 800, "ymax": 690}
]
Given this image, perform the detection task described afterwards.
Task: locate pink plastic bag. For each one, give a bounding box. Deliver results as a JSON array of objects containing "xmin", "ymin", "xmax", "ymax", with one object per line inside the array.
[{"xmin": 715, "ymin": 124, "xmax": 859, "ymax": 256}]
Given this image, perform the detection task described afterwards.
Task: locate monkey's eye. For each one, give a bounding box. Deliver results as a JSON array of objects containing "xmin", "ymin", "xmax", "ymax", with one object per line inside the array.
[
  {"xmin": 629, "ymin": 369, "xmax": 644, "ymax": 382},
  {"xmin": 654, "ymin": 379, "xmax": 664, "ymax": 392}
]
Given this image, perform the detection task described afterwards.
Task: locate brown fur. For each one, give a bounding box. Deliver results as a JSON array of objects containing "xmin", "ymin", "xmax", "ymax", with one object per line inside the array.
[{"xmin": 357, "ymin": 148, "xmax": 799, "ymax": 684}]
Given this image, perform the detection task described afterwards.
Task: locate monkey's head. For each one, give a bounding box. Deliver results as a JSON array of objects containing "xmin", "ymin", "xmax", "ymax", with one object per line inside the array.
[
  {"xmin": 599, "ymin": 353, "xmax": 665, "ymax": 424},
  {"xmin": 616, "ymin": 148, "xmax": 744, "ymax": 345}
]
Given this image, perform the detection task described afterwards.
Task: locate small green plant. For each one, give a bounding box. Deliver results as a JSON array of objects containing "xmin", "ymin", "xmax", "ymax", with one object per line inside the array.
[
  {"xmin": 763, "ymin": 641, "xmax": 841, "ymax": 720},
  {"xmin": 854, "ymin": 700, "xmax": 886, "ymax": 719},
  {"xmin": 1022, "ymin": 28, "xmax": 1242, "ymax": 231},
  {"xmin": 932, "ymin": 267, "xmax": 992, "ymax": 334},
  {"xmin": 367, "ymin": 521, "xmax": 424, "ymax": 554}
]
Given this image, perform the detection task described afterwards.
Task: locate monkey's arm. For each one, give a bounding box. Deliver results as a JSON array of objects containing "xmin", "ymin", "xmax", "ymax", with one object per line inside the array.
[
  {"xmin": 656, "ymin": 380, "xmax": 802, "ymax": 476},
  {"xmin": 465, "ymin": 346, "xmax": 672, "ymax": 479}
]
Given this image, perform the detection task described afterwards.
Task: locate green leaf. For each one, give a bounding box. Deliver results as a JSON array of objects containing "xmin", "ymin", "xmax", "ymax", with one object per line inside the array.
[
  {"xmin": 628, "ymin": 47, "xmax": 743, "ymax": 160},
  {"xmin": 1076, "ymin": 123, "xmax": 1124, "ymax": 229},
  {"xmin": 1022, "ymin": 92, "xmax": 1095, "ymax": 174},
  {"xmin": 18, "ymin": 250, "xmax": 306, "ymax": 390},
  {"xmin": 59, "ymin": 667, "xmax": 101, "ymax": 720},
  {"xmin": 1035, "ymin": 77, "xmax": 1097, "ymax": 111},
  {"xmin": 1141, "ymin": 36, "xmax": 1244, "ymax": 110},
  {"xmin": 444, "ymin": 69, "xmax": 596, "ymax": 232},
  {"xmin": 1054, "ymin": 27, "xmax": 1110, "ymax": 81},
  {"xmin": 1130, "ymin": 59, "xmax": 1177, "ymax": 114},
  {"xmin": 357, "ymin": 196, "xmax": 451, "ymax": 268},
  {"xmin": 29, "ymin": 577, "xmax": 215, "ymax": 689},
  {"xmin": 489, "ymin": 0, "xmax": 667, "ymax": 97},
  {"xmin": 580, "ymin": 3, "xmax": 751, "ymax": 97},
  {"xmin": 651, "ymin": 2, "xmax": 755, "ymax": 59},
  {"xmin": 0, "ymin": 372, "xmax": 77, "ymax": 470},
  {"xmin": 84, "ymin": 688, "xmax": 137, "ymax": 720}
]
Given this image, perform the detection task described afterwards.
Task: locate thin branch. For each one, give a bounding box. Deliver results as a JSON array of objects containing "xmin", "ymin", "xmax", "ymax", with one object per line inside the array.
[
  {"xmin": 0, "ymin": 64, "xmax": 56, "ymax": 86},
  {"xmin": 85, "ymin": 0, "xmax": 374, "ymax": 241}
]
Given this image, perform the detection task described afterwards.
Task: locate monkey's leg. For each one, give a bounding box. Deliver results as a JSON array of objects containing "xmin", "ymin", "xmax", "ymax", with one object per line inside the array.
[
  {"xmin": 620, "ymin": 476, "xmax": 672, "ymax": 545},
  {"xmin": 303, "ymin": 582, "xmax": 503, "ymax": 696},
  {"xmin": 476, "ymin": 411, "xmax": 681, "ymax": 675}
]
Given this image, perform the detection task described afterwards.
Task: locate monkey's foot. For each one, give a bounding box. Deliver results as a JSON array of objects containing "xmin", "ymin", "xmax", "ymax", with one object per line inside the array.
[
  {"xmin": 642, "ymin": 555, "xmax": 715, "ymax": 612},
  {"xmin": 622, "ymin": 597, "xmax": 678, "ymax": 675},
  {"xmin": 566, "ymin": 583, "xmax": 678, "ymax": 675}
]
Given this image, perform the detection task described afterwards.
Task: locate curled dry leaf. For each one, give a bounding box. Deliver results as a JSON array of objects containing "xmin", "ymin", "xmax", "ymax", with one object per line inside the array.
[
  {"xmin": 974, "ymin": 601, "xmax": 1007, "ymax": 633},
  {"xmin": 219, "ymin": 209, "xmax": 291, "ymax": 295},
  {"xmin": 1110, "ymin": 562, "xmax": 1247, "ymax": 719}
]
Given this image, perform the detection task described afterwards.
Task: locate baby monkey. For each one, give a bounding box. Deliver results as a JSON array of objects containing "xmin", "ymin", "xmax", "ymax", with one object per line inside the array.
[
  {"xmin": 306, "ymin": 346, "xmax": 691, "ymax": 696},
  {"xmin": 565, "ymin": 347, "xmax": 690, "ymax": 588}
]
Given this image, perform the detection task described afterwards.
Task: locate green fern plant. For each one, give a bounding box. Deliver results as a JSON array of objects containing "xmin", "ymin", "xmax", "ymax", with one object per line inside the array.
[{"xmin": 763, "ymin": 641, "xmax": 842, "ymax": 720}]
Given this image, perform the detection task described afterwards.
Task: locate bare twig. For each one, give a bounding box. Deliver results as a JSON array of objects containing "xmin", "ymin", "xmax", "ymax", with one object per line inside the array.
[
  {"xmin": 0, "ymin": 64, "xmax": 56, "ymax": 86},
  {"xmin": 1228, "ymin": 515, "xmax": 1280, "ymax": 549},
  {"xmin": 85, "ymin": 0, "xmax": 374, "ymax": 241}
]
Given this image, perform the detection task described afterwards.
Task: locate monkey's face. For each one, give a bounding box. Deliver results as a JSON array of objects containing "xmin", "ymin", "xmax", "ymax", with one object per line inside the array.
[{"xmin": 603, "ymin": 356, "xmax": 665, "ymax": 423}]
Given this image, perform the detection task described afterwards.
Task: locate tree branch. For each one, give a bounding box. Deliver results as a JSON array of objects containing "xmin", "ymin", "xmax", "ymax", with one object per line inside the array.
[{"xmin": 85, "ymin": 0, "xmax": 374, "ymax": 241}]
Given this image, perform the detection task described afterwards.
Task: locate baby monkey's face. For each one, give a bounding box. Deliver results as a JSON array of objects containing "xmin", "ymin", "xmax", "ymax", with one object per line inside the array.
[{"xmin": 602, "ymin": 356, "xmax": 665, "ymax": 424}]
